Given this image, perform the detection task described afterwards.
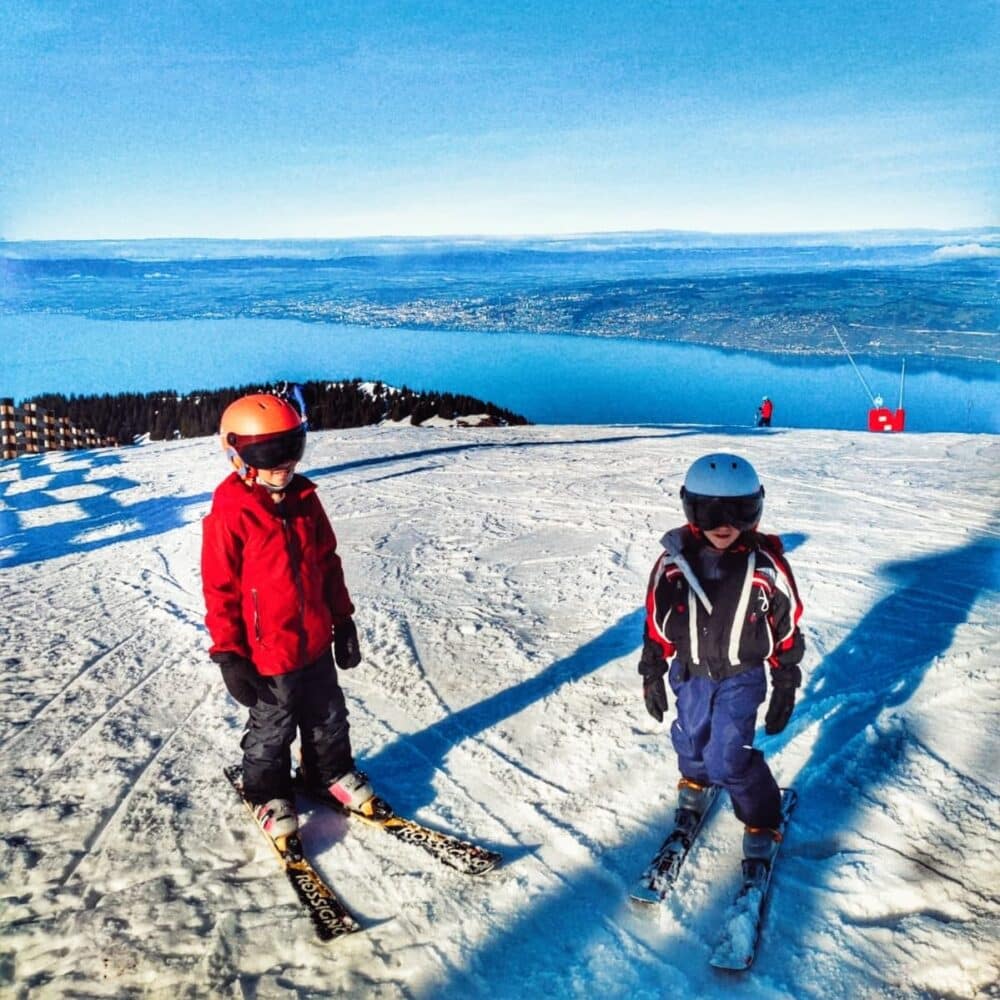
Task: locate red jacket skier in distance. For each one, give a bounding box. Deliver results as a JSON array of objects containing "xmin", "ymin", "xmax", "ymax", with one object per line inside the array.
[{"xmin": 202, "ymin": 471, "xmax": 355, "ymax": 676}]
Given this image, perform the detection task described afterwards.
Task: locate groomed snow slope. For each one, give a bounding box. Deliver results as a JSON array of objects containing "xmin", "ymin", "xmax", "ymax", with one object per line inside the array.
[{"xmin": 1, "ymin": 423, "xmax": 997, "ymax": 999}]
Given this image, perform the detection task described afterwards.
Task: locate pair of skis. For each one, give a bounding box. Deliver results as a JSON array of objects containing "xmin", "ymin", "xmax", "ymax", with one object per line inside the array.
[
  {"xmin": 227, "ymin": 761, "xmax": 793, "ymax": 965},
  {"xmin": 630, "ymin": 786, "xmax": 797, "ymax": 970},
  {"xmin": 224, "ymin": 765, "xmax": 502, "ymax": 941}
]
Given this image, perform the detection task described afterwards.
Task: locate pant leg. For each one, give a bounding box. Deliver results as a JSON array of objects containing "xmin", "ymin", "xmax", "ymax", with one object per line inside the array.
[
  {"xmin": 297, "ymin": 648, "xmax": 355, "ymax": 786},
  {"xmin": 242, "ymin": 672, "xmax": 302, "ymax": 804},
  {"xmin": 669, "ymin": 662, "xmax": 714, "ymax": 786},
  {"xmin": 702, "ymin": 667, "xmax": 781, "ymax": 828}
]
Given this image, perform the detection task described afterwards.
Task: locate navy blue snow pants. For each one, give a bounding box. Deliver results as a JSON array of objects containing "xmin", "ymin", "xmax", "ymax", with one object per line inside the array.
[
  {"xmin": 668, "ymin": 661, "xmax": 782, "ymax": 829},
  {"xmin": 241, "ymin": 648, "xmax": 354, "ymax": 805}
]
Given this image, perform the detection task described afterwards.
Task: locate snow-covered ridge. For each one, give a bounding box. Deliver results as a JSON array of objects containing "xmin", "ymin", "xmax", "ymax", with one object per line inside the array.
[
  {"xmin": 353, "ymin": 380, "xmax": 510, "ymax": 427},
  {"xmin": 0, "ymin": 423, "xmax": 997, "ymax": 997},
  {"xmin": 11, "ymin": 379, "xmax": 527, "ymax": 455}
]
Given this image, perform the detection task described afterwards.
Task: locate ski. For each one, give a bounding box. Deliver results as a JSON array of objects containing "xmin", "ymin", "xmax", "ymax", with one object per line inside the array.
[
  {"xmin": 630, "ymin": 784, "xmax": 721, "ymax": 904},
  {"xmin": 224, "ymin": 765, "xmax": 362, "ymax": 942},
  {"xmin": 709, "ymin": 787, "xmax": 798, "ymax": 971},
  {"xmin": 295, "ymin": 774, "xmax": 502, "ymax": 877}
]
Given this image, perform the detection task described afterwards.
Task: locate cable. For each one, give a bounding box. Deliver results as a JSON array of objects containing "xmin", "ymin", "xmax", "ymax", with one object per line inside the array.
[{"xmin": 832, "ymin": 325, "xmax": 878, "ymax": 406}]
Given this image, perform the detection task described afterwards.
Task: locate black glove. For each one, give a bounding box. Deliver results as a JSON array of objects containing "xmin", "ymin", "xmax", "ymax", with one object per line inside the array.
[
  {"xmin": 643, "ymin": 674, "xmax": 669, "ymax": 723},
  {"xmin": 212, "ymin": 652, "xmax": 267, "ymax": 708},
  {"xmin": 638, "ymin": 638, "xmax": 669, "ymax": 723},
  {"xmin": 333, "ymin": 618, "xmax": 362, "ymax": 669},
  {"xmin": 765, "ymin": 664, "xmax": 802, "ymax": 735}
]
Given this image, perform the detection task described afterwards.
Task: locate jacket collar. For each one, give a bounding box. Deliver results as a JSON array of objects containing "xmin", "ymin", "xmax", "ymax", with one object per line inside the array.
[{"xmin": 222, "ymin": 471, "xmax": 317, "ymax": 516}]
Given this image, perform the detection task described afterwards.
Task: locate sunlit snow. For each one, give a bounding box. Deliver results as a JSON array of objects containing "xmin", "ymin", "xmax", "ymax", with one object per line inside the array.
[{"xmin": 1, "ymin": 422, "xmax": 997, "ymax": 998}]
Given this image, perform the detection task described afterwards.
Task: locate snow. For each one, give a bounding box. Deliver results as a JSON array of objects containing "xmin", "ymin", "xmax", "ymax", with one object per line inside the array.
[
  {"xmin": 711, "ymin": 882, "xmax": 761, "ymax": 969},
  {"xmin": 0, "ymin": 422, "xmax": 997, "ymax": 998},
  {"xmin": 398, "ymin": 413, "xmax": 498, "ymax": 428}
]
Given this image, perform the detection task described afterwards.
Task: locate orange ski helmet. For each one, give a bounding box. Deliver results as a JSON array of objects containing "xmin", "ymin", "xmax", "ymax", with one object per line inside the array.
[{"xmin": 219, "ymin": 393, "xmax": 305, "ymax": 479}]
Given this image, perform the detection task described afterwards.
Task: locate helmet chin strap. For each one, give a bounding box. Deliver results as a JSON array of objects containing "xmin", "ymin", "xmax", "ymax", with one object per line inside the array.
[
  {"xmin": 226, "ymin": 447, "xmax": 291, "ymax": 494},
  {"xmin": 226, "ymin": 446, "xmax": 256, "ymax": 484}
]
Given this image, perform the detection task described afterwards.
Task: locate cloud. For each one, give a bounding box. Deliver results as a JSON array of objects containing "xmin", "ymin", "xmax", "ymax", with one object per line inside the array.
[{"xmin": 931, "ymin": 243, "xmax": 1000, "ymax": 260}]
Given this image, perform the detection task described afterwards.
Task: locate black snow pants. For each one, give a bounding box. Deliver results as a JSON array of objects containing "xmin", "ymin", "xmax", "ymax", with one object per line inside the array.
[{"xmin": 241, "ymin": 648, "xmax": 354, "ymax": 804}]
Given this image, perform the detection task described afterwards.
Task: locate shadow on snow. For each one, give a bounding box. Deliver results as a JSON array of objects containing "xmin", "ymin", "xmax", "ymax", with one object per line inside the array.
[
  {"xmin": 765, "ymin": 530, "xmax": 998, "ymax": 792},
  {"xmin": 0, "ymin": 451, "xmax": 210, "ymax": 569},
  {"xmin": 304, "ymin": 426, "xmax": 716, "ymax": 482},
  {"xmin": 0, "ymin": 427, "xmax": 719, "ymax": 568},
  {"xmin": 408, "ymin": 532, "xmax": 997, "ymax": 999},
  {"xmin": 364, "ymin": 608, "xmax": 644, "ymax": 819},
  {"xmin": 763, "ymin": 527, "xmax": 999, "ymax": 846}
]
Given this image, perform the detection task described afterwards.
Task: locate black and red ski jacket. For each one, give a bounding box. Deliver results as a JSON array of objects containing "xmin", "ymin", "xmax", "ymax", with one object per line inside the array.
[
  {"xmin": 643, "ymin": 525, "xmax": 804, "ymax": 682},
  {"xmin": 201, "ymin": 472, "xmax": 355, "ymax": 676}
]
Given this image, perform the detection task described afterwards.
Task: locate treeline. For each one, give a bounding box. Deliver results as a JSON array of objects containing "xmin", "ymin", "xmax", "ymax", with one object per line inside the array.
[{"xmin": 22, "ymin": 380, "xmax": 529, "ymax": 445}]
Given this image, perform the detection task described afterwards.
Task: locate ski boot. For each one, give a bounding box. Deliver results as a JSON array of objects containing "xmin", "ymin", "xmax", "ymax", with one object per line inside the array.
[
  {"xmin": 253, "ymin": 797, "xmax": 299, "ymax": 849},
  {"xmin": 674, "ymin": 777, "xmax": 713, "ymax": 839},
  {"xmin": 328, "ymin": 769, "xmax": 393, "ymax": 821},
  {"xmin": 742, "ymin": 824, "xmax": 782, "ymax": 879}
]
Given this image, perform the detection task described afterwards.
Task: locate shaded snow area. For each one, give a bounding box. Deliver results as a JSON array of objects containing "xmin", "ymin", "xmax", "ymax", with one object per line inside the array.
[{"xmin": 1, "ymin": 423, "xmax": 997, "ymax": 999}]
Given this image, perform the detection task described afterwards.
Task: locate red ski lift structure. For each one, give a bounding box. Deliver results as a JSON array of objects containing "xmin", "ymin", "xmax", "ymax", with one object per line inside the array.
[{"xmin": 832, "ymin": 326, "xmax": 906, "ymax": 433}]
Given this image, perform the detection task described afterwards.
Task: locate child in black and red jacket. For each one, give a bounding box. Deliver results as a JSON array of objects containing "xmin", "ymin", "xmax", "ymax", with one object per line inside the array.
[
  {"xmin": 202, "ymin": 393, "xmax": 375, "ymax": 844},
  {"xmin": 638, "ymin": 452, "xmax": 804, "ymax": 859}
]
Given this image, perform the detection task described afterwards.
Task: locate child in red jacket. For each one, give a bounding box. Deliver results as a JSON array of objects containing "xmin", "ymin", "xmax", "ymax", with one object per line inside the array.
[{"xmin": 202, "ymin": 393, "xmax": 374, "ymax": 844}]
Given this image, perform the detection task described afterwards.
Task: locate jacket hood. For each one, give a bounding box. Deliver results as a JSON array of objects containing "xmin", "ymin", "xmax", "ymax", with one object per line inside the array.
[{"xmin": 659, "ymin": 525, "xmax": 691, "ymax": 557}]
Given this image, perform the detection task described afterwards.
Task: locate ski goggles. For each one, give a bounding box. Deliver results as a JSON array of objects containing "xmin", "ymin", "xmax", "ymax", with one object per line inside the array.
[
  {"xmin": 228, "ymin": 426, "xmax": 306, "ymax": 470},
  {"xmin": 680, "ymin": 488, "xmax": 764, "ymax": 531}
]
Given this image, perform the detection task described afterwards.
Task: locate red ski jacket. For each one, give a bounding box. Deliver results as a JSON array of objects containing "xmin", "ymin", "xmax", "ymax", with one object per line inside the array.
[{"xmin": 201, "ymin": 473, "xmax": 355, "ymax": 676}]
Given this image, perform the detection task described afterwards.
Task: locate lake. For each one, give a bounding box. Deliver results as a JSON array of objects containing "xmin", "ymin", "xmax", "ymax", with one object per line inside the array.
[{"xmin": 2, "ymin": 314, "xmax": 996, "ymax": 433}]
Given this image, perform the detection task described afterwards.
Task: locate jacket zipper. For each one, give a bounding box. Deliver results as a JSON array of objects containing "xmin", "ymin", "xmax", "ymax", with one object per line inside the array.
[
  {"xmin": 251, "ymin": 588, "xmax": 261, "ymax": 642},
  {"xmin": 282, "ymin": 518, "xmax": 308, "ymax": 662}
]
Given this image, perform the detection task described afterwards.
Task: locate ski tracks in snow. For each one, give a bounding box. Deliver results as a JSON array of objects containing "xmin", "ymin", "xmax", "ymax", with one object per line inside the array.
[
  {"xmin": 0, "ymin": 468, "xmax": 231, "ymax": 990},
  {"xmin": 0, "ymin": 426, "xmax": 997, "ymax": 998}
]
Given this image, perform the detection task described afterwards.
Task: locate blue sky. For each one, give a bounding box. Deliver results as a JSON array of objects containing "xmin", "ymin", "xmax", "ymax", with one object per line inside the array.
[{"xmin": 1, "ymin": 1, "xmax": 996, "ymax": 239}]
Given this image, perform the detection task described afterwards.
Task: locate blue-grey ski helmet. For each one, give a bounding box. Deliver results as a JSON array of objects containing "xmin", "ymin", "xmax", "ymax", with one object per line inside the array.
[{"xmin": 680, "ymin": 453, "xmax": 764, "ymax": 530}]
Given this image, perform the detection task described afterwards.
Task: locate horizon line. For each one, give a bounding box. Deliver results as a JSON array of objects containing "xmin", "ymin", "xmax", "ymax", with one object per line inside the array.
[{"xmin": 2, "ymin": 224, "xmax": 998, "ymax": 246}]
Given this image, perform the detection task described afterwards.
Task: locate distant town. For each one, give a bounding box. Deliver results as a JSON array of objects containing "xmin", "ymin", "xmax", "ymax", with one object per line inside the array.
[{"xmin": 234, "ymin": 268, "xmax": 999, "ymax": 363}]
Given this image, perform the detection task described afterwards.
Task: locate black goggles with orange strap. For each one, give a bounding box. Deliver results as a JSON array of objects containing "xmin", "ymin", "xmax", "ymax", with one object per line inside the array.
[{"xmin": 228, "ymin": 427, "xmax": 305, "ymax": 470}]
